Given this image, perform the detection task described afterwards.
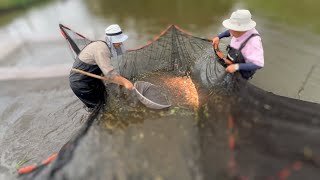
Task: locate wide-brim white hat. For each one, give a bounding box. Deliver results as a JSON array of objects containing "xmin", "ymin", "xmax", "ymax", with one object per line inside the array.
[
  {"xmin": 107, "ymin": 34, "xmax": 128, "ymax": 43},
  {"xmin": 222, "ymin": 9, "xmax": 256, "ymax": 31},
  {"xmin": 105, "ymin": 24, "xmax": 128, "ymax": 43}
]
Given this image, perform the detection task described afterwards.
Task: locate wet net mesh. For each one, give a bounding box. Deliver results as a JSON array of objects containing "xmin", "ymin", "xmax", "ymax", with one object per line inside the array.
[
  {"xmin": 59, "ymin": 24, "xmax": 92, "ymax": 59},
  {"xmin": 113, "ymin": 25, "xmax": 226, "ymax": 84},
  {"xmin": 22, "ymin": 24, "xmax": 320, "ymax": 180},
  {"xmin": 59, "ymin": 24, "xmax": 226, "ymax": 85}
]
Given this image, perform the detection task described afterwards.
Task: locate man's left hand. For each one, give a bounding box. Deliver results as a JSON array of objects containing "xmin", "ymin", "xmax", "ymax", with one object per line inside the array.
[{"xmin": 226, "ymin": 64, "xmax": 239, "ymax": 73}]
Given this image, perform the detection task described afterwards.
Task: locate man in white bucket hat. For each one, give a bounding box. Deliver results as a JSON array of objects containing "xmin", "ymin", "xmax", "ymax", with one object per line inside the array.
[
  {"xmin": 105, "ymin": 24, "xmax": 128, "ymax": 57},
  {"xmin": 69, "ymin": 24, "xmax": 133, "ymax": 111},
  {"xmin": 212, "ymin": 9, "xmax": 264, "ymax": 79}
]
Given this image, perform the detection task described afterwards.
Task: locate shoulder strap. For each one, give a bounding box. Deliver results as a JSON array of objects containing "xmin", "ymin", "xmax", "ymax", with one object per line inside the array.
[
  {"xmin": 239, "ymin": 33, "xmax": 260, "ymax": 51},
  {"xmin": 95, "ymin": 40, "xmax": 108, "ymax": 45}
]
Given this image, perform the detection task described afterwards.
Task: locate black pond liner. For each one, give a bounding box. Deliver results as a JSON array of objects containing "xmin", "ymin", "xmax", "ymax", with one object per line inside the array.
[
  {"xmin": 20, "ymin": 100, "xmax": 104, "ymax": 180},
  {"xmin": 18, "ymin": 24, "xmax": 320, "ymax": 180}
]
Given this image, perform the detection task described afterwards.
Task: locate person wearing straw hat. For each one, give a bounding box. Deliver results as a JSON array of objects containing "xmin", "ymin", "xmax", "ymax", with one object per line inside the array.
[
  {"xmin": 69, "ymin": 24, "xmax": 133, "ymax": 111},
  {"xmin": 212, "ymin": 9, "xmax": 264, "ymax": 79}
]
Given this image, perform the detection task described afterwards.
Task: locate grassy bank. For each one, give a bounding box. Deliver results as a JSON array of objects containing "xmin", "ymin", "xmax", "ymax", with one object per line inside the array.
[{"xmin": 0, "ymin": 0, "xmax": 41, "ymax": 10}]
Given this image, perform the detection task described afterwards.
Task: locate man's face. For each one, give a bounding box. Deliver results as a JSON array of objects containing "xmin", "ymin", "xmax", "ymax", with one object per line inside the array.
[{"xmin": 113, "ymin": 42, "xmax": 122, "ymax": 48}]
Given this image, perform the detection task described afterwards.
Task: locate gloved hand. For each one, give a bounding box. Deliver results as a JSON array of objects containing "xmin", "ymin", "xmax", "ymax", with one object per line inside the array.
[
  {"xmin": 212, "ymin": 37, "xmax": 220, "ymax": 50},
  {"xmin": 123, "ymin": 81, "xmax": 134, "ymax": 91},
  {"xmin": 224, "ymin": 59, "xmax": 233, "ymax": 65},
  {"xmin": 226, "ymin": 64, "xmax": 239, "ymax": 73}
]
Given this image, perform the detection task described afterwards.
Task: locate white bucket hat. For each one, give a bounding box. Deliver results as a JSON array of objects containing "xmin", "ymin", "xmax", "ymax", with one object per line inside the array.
[
  {"xmin": 105, "ymin": 24, "xmax": 128, "ymax": 43},
  {"xmin": 222, "ymin": 9, "xmax": 256, "ymax": 32}
]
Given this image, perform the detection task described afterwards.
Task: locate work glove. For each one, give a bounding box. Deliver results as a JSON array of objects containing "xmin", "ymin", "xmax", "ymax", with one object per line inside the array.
[
  {"xmin": 226, "ymin": 64, "xmax": 239, "ymax": 73},
  {"xmin": 212, "ymin": 37, "xmax": 233, "ymax": 65},
  {"xmin": 124, "ymin": 81, "xmax": 134, "ymax": 91},
  {"xmin": 212, "ymin": 37, "xmax": 220, "ymax": 50}
]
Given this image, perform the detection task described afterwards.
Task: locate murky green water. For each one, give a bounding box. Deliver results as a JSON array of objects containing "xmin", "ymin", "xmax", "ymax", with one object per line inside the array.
[
  {"xmin": 244, "ymin": 0, "xmax": 320, "ymax": 33},
  {"xmin": 0, "ymin": 0, "xmax": 52, "ymax": 26}
]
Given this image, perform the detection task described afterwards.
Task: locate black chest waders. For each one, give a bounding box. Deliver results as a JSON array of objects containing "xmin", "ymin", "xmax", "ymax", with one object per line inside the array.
[{"xmin": 69, "ymin": 57, "xmax": 106, "ymax": 108}]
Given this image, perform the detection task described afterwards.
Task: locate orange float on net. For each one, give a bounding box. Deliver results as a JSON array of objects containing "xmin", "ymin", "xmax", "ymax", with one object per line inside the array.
[
  {"xmin": 18, "ymin": 165, "xmax": 36, "ymax": 174},
  {"xmin": 42, "ymin": 153, "xmax": 58, "ymax": 165},
  {"xmin": 278, "ymin": 168, "xmax": 291, "ymax": 180},
  {"xmin": 292, "ymin": 161, "xmax": 302, "ymax": 171},
  {"xmin": 229, "ymin": 134, "xmax": 235, "ymax": 150}
]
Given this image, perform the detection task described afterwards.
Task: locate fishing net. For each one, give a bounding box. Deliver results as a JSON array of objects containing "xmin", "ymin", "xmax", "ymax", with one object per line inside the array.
[
  {"xmin": 59, "ymin": 24, "xmax": 92, "ymax": 59},
  {"xmin": 21, "ymin": 24, "xmax": 320, "ymax": 180},
  {"xmin": 59, "ymin": 24, "xmax": 226, "ymax": 86}
]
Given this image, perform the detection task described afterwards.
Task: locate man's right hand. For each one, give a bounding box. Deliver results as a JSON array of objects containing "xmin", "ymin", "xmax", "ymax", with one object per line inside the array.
[
  {"xmin": 123, "ymin": 81, "xmax": 134, "ymax": 91},
  {"xmin": 111, "ymin": 75, "xmax": 135, "ymax": 91},
  {"xmin": 212, "ymin": 37, "xmax": 220, "ymax": 50}
]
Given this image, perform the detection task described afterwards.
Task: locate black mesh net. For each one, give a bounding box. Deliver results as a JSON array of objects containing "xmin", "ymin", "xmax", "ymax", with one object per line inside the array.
[
  {"xmin": 59, "ymin": 24, "xmax": 226, "ymax": 86},
  {"xmin": 59, "ymin": 24, "xmax": 92, "ymax": 59},
  {"xmin": 111, "ymin": 25, "xmax": 226, "ymax": 85},
  {"xmin": 21, "ymin": 24, "xmax": 320, "ymax": 180}
]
